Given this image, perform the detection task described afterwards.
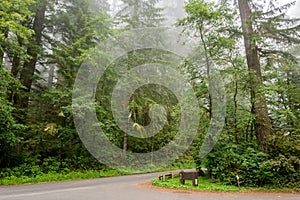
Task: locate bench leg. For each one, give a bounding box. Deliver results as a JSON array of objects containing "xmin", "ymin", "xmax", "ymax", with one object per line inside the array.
[
  {"xmin": 193, "ymin": 179, "xmax": 198, "ymax": 186},
  {"xmin": 180, "ymin": 178, "xmax": 185, "ymax": 185}
]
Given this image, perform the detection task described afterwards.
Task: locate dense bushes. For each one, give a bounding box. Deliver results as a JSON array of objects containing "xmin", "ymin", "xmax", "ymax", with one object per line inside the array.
[
  {"xmin": 0, "ymin": 156, "xmax": 106, "ymax": 179},
  {"xmin": 0, "ymin": 69, "xmax": 24, "ymax": 168},
  {"xmin": 198, "ymin": 140, "xmax": 300, "ymax": 188}
]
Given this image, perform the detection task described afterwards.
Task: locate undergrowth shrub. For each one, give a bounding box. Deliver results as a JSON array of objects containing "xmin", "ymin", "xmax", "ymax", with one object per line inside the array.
[{"xmin": 198, "ymin": 140, "xmax": 300, "ymax": 188}]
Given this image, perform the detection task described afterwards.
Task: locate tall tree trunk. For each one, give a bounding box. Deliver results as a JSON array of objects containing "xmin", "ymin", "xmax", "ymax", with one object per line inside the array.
[
  {"xmin": 233, "ymin": 72, "xmax": 239, "ymax": 143},
  {"xmin": 10, "ymin": 35, "xmax": 24, "ymax": 78},
  {"xmin": 0, "ymin": 50, "xmax": 3, "ymax": 67},
  {"xmin": 47, "ymin": 65, "xmax": 55, "ymax": 88},
  {"xmin": 150, "ymin": 136, "xmax": 155, "ymax": 165},
  {"xmin": 123, "ymin": 132, "xmax": 127, "ymax": 156},
  {"xmin": 199, "ymin": 27, "xmax": 212, "ymax": 119},
  {"xmin": 0, "ymin": 29, "xmax": 8, "ymax": 67},
  {"xmin": 15, "ymin": 0, "xmax": 47, "ymax": 121},
  {"xmin": 123, "ymin": 103, "xmax": 128, "ymax": 158},
  {"xmin": 9, "ymin": 53, "xmax": 21, "ymax": 104},
  {"xmin": 0, "ymin": 49, "xmax": 4, "ymax": 68},
  {"xmin": 238, "ymin": 0, "xmax": 271, "ymax": 152}
]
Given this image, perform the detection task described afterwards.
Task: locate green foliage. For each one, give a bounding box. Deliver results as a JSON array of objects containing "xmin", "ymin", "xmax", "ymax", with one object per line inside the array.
[
  {"xmin": 0, "ymin": 0, "xmax": 34, "ymax": 65},
  {"xmin": 52, "ymin": 0, "xmax": 112, "ymax": 87},
  {"xmin": 264, "ymin": 60, "xmax": 300, "ymax": 136},
  {"xmin": 94, "ymin": 48, "xmax": 182, "ymax": 154},
  {"xmin": 0, "ymin": 169, "xmax": 127, "ymax": 185},
  {"xmin": 180, "ymin": 0, "xmax": 300, "ymax": 190},
  {"xmin": 199, "ymin": 141, "xmax": 300, "ymax": 188},
  {"xmin": 152, "ymin": 176, "xmax": 299, "ymax": 193},
  {"xmin": 0, "ymin": 97, "xmax": 19, "ymax": 168},
  {"xmin": 0, "ymin": 69, "xmax": 25, "ymax": 168},
  {"xmin": 0, "ymin": 0, "xmax": 113, "ymax": 176},
  {"xmin": 152, "ymin": 176, "xmax": 241, "ymax": 192},
  {"xmin": 0, "ymin": 0, "xmax": 300, "ymax": 189},
  {"xmin": 178, "ymin": 0, "xmax": 239, "ymax": 59}
]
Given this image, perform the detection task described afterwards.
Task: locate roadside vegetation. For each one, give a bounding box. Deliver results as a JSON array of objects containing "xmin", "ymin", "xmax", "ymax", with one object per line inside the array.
[
  {"xmin": 152, "ymin": 176, "xmax": 300, "ymax": 193},
  {"xmin": 0, "ymin": 169, "xmax": 126, "ymax": 185},
  {"xmin": 0, "ymin": 160, "xmax": 195, "ymax": 185}
]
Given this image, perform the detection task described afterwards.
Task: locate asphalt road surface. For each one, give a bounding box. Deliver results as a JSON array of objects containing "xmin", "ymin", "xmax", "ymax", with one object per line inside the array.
[{"xmin": 0, "ymin": 171, "xmax": 299, "ymax": 200}]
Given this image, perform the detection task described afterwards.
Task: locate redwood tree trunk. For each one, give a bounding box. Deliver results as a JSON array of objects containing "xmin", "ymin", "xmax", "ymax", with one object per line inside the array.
[
  {"xmin": 238, "ymin": 0, "xmax": 271, "ymax": 152},
  {"xmin": 10, "ymin": 35, "xmax": 24, "ymax": 78},
  {"xmin": 0, "ymin": 48, "xmax": 4, "ymax": 67},
  {"xmin": 15, "ymin": 0, "xmax": 47, "ymax": 121}
]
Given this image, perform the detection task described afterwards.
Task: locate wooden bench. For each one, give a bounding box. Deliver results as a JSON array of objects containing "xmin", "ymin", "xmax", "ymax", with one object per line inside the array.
[
  {"xmin": 179, "ymin": 171, "xmax": 198, "ymax": 186},
  {"xmin": 158, "ymin": 172, "xmax": 174, "ymax": 181}
]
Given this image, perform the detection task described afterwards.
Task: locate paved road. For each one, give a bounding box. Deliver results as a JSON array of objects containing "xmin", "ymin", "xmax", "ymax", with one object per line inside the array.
[{"xmin": 0, "ymin": 172, "xmax": 299, "ymax": 200}]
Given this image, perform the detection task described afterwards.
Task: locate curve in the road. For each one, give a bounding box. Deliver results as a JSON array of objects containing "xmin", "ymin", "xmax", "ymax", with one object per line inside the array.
[{"xmin": 0, "ymin": 172, "xmax": 299, "ymax": 200}]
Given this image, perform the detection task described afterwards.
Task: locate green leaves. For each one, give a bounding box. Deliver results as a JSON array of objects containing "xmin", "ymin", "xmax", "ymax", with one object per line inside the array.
[
  {"xmin": 0, "ymin": 0, "xmax": 34, "ymax": 36},
  {"xmin": 0, "ymin": 69, "xmax": 24, "ymax": 168},
  {"xmin": 0, "ymin": 0, "xmax": 34, "ymax": 64}
]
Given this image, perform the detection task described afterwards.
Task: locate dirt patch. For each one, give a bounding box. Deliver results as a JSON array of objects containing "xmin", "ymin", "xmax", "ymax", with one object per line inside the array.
[
  {"xmin": 137, "ymin": 182, "xmax": 300, "ymax": 195},
  {"xmin": 138, "ymin": 182, "xmax": 195, "ymax": 194}
]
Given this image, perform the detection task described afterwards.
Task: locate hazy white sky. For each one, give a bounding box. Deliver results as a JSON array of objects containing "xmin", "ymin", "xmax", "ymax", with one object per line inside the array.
[
  {"xmin": 286, "ymin": 0, "xmax": 300, "ymax": 17},
  {"xmin": 108, "ymin": 0, "xmax": 299, "ymax": 17}
]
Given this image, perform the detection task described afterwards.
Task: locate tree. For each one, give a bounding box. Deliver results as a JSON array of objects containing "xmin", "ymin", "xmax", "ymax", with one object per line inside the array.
[
  {"xmin": 0, "ymin": 0, "xmax": 34, "ymax": 69},
  {"xmin": 178, "ymin": 0, "xmax": 238, "ymax": 119},
  {"xmin": 116, "ymin": 0, "xmax": 164, "ymax": 28},
  {"xmin": 12, "ymin": 0, "xmax": 49, "ymax": 123},
  {"xmin": 237, "ymin": 0, "xmax": 300, "ymax": 151},
  {"xmin": 237, "ymin": 0, "xmax": 272, "ymax": 152},
  {"xmin": 27, "ymin": 0, "xmax": 112, "ymax": 159},
  {"xmin": 0, "ymin": 0, "xmax": 113, "ymax": 172},
  {"xmin": 265, "ymin": 46, "xmax": 300, "ymax": 136},
  {"xmin": 0, "ymin": 69, "xmax": 24, "ymax": 168},
  {"xmin": 113, "ymin": 0, "xmax": 166, "ymax": 157},
  {"xmin": 52, "ymin": 0, "xmax": 111, "ymax": 87}
]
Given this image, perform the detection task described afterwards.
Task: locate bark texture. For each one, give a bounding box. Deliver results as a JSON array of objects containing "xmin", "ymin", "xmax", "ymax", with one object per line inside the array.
[{"xmin": 238, "ymin": 0, "xmax": 271, "ymax": 152}]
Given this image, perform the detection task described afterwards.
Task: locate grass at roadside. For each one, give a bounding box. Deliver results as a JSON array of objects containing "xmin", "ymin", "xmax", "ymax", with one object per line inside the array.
[
  {"xmin": 0, "ymin": 170, "xmax": 128, "ymax": 186},
  {"xmin": 0, "ymin": 161, "xmax": 195, "ymax": 186},
  {"xmin": 151, "ymin": 176, "xmax": 300, "ymax": 193}
]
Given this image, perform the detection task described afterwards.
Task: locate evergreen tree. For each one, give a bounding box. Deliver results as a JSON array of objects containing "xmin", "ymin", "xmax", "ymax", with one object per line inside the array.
[
  {"xmin": 51, "ymin": 0, "xmax": 111, "ymax": 87},
  {"xmin": 237, "ymin": 0, "xmax": 272, "ymax": 152},
  {"xmin": 237, "ymin": 0, "xmax": 300, "ymax": 150},
  {"xmin": 116, "ymin": 0, "xmax": 164, "ymax": 28},
  {"xmin": 11, "ymin": 0, "xmax": 54, "ymax": 123},
  {"xmin": 111, "ymin": 0, "xmax": 167, "ymax": 157}
]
